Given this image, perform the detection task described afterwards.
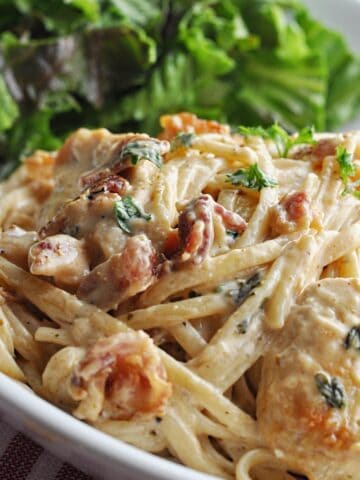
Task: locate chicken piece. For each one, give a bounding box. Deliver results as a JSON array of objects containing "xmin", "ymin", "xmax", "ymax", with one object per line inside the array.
[
  {"xmin": 77, "ymin": 234, "xmax": 156, "ymax": 310},
  {"xmin": 0, "ymin": 226, "xmax": 38, "ymax": 269},
  {"xmin": 270, "ymin": 191, "xmax": 311, "ymax": 236},
  {"xmin": 28, "ymin": 234, "xmax": 90, "ymax": 289},
  {"xmin": 159, "ymin": 112, "xmax": 230, "ymax": 141},
  {"xmin": 38, "ymin": 128, "xmax": 164, "ymax": 226},
  {"xmin": 257, "ymin": 278, "xmax": 360, "ymax": 480},
  {"xmin": 40, "ymin": 174, "xmax": 129, "ymax": 240},
  {"xmin": 178, "ymin": 194, "xmax": 247, "ymax": 264},
  {"xmin": 69, "ymin": 331, "xmax": 172, "ymax": 422}
]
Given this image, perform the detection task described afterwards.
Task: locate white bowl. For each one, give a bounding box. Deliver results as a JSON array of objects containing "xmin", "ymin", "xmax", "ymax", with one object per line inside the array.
[{"xmin": 1, "ymin": 1, "xmax": 360, "ymax": 479}]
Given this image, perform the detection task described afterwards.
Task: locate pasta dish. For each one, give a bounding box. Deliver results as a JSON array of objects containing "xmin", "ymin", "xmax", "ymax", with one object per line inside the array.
[{"xmin": 0, "ymin": 112, "xmax": 360, "ymax": 480}]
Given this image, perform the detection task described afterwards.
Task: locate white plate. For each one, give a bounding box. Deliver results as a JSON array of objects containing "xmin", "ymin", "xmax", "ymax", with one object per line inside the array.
[{"xmin": 1, "ymin": 2, "xmax": 360, "ymax": 480}]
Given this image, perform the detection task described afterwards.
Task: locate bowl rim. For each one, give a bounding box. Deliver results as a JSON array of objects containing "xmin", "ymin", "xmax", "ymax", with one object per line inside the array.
[{"xmin": 0, "ymin": 372, "xmax": 217, "ymax": 480}]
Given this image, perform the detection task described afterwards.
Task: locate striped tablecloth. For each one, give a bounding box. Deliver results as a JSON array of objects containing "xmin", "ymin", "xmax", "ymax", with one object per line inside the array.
[{"xmin": 0, "ymin": 415, "xmax": 93, "ymax": 480}]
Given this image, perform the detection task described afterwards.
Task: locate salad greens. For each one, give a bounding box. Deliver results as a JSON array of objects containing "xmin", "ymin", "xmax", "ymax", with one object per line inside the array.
[{"xmin": 1, "ymin": 0, "xmax": 360, "ymax": 178}]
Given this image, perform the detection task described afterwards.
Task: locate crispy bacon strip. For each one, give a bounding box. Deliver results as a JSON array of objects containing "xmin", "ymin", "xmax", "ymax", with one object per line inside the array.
[
  {"xmin": 70, "ymin": 331, "xmax": 172, "ymax": 422},
  {"xmin": 159, "ymin": 112, "xmax": 230, "ymax": 141},
  {"xmin": 178, "ymin": 194, "xmax": 247, "ymax": 264},
  {"xmin": 270, "ymin": 191, "xmax": 311, "ymax": 236}
]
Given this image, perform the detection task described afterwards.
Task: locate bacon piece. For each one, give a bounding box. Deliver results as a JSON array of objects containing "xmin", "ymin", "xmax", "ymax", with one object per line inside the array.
[
  {"xmin": 270, "ymin": 191, "xmax": 311, "ymax": 236},
  {"xmin": 69, "ymin": 331, "xmax": 172, "ymax": 422},
  {"xmin": 178, "ymin": 194, "xmax": 247, "ymax": 264},
  {"xmin": 79, "ymin": 170, "xmax": 130, "ymax": 195},
  {"xmin": 159, "ymin": 112, "xmax": 230, "ymax": 141},
  {"xmin": 85, "ymin": 174, "xmax": 129, "ymax": 198},
  {"xmin": 292, "ymin": 138, "xmax": 338, "ymax": 169},
  {"xmin": 77, "ymin": 234, "xmax": 156, "ymax": 310},
  {"xmin": 28, "ymin": 234, "xmax": 90, "ymax": 288}
]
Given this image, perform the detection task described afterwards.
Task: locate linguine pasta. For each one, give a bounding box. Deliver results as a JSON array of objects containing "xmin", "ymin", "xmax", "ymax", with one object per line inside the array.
[{"xmin": 0, "ymin": 113, "xmax": 360, "ymax": 479}]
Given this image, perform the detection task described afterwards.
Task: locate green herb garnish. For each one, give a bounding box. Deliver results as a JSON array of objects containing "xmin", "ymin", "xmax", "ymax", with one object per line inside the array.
[
  {"xmin": 239, "ymin": 124, "xmax": 316, "ymax": 157},
  {"xmin": 171, "ymin": 132, "xmax": 195, "ymax": 151},
  {"xmin": 315, "ymin": 373, "xmax": 346, "ymax": 409},
  {"xmin": 114, "ymin": 196, "xmax": 151, "ymax": 234},
  {"xmin": 218, "ymin": 272, "xmax": 262, "ymax": 306},
  {"xmin": 344, "ymin": 326, "xmax": 360, "ymax": 351},
  {"xmin": 335, "ymin": 145, "xmax": 360, "ymax": 199},
  {"xmin": 336, "ymin": 145, "xmax": 355, "ymax": 185},
  {"xmin": 226, "ymin": 163, "xmax": 277, "ymax": 191},
  {"xmin": 120, "ymin": 140, "xmax": 164, "ymax": 168}
]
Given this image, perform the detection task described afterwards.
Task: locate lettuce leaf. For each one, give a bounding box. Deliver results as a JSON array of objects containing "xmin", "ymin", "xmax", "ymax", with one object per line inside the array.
[
  {"xmin": 228, "ymin": 51, "xmax": 327, "ymax": 130},
  {"xmin": 0, "ymin": 0, "xmax": 360, "ymax": 178},
  {"xmin": 0, "ymin": 75, "xmax": 19, "ymax": 132}
]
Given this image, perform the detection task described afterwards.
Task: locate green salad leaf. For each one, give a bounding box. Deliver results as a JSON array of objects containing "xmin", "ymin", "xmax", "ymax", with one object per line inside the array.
[
  {"xmin": 0, "ymin": 75, "xmax": 19, "ymax": 132},
  {"xmin": 0, "ymin": 0, "xmax": 360, "ymax": 177}
]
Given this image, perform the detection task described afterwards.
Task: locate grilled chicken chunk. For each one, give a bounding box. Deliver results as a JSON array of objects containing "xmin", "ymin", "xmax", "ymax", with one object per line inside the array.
[{"xmin": 257, "ymin": 278, "xmax": 360, "ymax": 480}]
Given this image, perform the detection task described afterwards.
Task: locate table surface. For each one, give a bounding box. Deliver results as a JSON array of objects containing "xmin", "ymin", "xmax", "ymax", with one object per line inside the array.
[{"xmin": 0, "ymin": 414, "xmax": 93, "ymax": 480}]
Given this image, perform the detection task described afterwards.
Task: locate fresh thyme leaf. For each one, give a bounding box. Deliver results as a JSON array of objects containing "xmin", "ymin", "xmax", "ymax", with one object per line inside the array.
[
  {"xmin": 239, "ymin": 124, "xmax": 316, "ymax": 157},
  {"xmin": 315, "ymin": 373, "xmax": 346, "ymax": 409},
  {"xmin": 234, "ymin": 272, "xmax": 261, "ymax": 306},
  {"xmin": 217, "ymin": 272, "xmax": 262, "ymax": 306},
  {"xmin": 114, "ymin": 196, "xmax": 151, "ymax": 234},
  {"xmin": 226, "ymin": 163, "xmax": 277, "ymax": 191},
  {"xmin": 344, "ymin": 325, "xmax": 360, "ymax": 351},
  {"xmin": 171, "ymin": 132, "xmax": 195, "ymax": 151},
  {"xmin": 119, "ymin": 140, "xmax": 164, "ymax": 168}
]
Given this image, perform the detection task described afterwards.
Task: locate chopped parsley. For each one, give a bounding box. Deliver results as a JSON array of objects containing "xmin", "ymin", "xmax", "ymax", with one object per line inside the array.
[
  {"xmin": 336, "ymin": 145, "xmax": 355, "ymax": 184},
  {"xmin": 171, "ymin": 132, "xmax": 195, "ymax": 151},
  {"xmin": 119, "ymin": 140, "xmax": 164, "ymax": 168},
  {"xmin": 239, "ymin": 124, "xmax": 316, "ymax": 157},
  {"xmin": 344, "ymin": 325, "xmax": 360, "ymax": 351},
  {"xmin": 335, "ymin": 145, "xmax": 360, "ymax": 199},
  {"xmin": 315, "ymin": 373, "xmax": 346, "ymax": 409},
  {"xmin": 114, "ymin": 196, "xmax": 151, "ymax": 234},
  {"xmin": 226, "ymin": 163, "xmax": 277, "ymax": 191}
]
